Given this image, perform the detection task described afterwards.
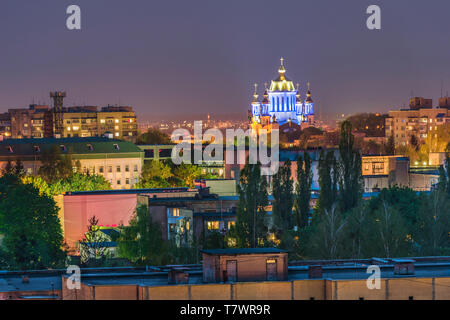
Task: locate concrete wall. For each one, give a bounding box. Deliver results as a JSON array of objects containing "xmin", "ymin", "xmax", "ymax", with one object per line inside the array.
[
  {"xmin": 65, "ymin": 277, "xmax": 450, "ymax": 300},
  {"xmin": 293, "ymin": 280, "xmax": 325, "ymax": 300},
  {"xmin": 233, "ymin": 282, "xmax": 292, "ymax": 300},
  {"xmin": 0, "ymin": 289, "xmax": 61, "ymax": 300}
]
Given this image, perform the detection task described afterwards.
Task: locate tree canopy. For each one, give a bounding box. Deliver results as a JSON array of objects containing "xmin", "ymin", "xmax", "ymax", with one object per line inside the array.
[{"xmin": 0, "ymin": 175, "xmax": 66, "ymax": 270}]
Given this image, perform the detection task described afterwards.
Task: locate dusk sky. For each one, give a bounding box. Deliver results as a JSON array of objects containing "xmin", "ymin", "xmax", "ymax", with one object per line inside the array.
[{"xmin": 1, "ymin": 0, "xmax": 450, "ymax": 121}]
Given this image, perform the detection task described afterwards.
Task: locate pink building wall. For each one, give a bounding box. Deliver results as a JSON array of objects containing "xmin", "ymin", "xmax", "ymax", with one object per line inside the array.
[{"xmin": 62, "ymin": 193, "xmax": 138, "ymax": 250}]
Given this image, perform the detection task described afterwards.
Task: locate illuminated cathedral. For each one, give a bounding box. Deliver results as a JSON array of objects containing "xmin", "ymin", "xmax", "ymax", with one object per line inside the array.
[{"xmin": 249, "ymin": 58, "xmax": 314, "ymax": 132}]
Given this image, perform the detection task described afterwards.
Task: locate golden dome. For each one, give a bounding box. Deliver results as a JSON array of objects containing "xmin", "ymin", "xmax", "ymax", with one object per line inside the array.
[{"xmin": 269, "ymin": 58, "xmax": 295, "ymax": 92}]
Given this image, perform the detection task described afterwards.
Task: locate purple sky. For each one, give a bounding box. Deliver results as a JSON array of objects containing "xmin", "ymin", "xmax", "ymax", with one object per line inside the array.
[{"xmin": 1, "ymin": 0, "xmax": 450, "ymax": 121}]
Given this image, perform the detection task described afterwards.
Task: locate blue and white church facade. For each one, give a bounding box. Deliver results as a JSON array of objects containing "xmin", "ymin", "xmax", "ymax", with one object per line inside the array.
[{"xmin": 249, "ymin": 58, "xmax": 314, "ymax": 131}]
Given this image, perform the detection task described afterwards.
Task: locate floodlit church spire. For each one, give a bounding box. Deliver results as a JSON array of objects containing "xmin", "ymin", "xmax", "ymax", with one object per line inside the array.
[
  {"xmin": 306, "ymin": 82, "xmax": 313, "ymax": 102},
  {"xmin": 278, "ymin": 57, "xmax": 286, "ymax": 80},
  {"xmin": 252, "ymin": 83, "xmax": 259, "ymax": 103}
]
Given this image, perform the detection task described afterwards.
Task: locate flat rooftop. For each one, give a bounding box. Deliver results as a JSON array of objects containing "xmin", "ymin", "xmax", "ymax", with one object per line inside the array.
[{"xmin": 1, "ymin": 257, "xmax": 449, "ymax": 292}]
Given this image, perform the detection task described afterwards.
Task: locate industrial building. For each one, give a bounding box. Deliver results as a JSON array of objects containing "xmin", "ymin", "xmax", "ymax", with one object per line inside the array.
[{"xmin": 1, "ymin": 256, "xmax": 449, "ymax": 300}]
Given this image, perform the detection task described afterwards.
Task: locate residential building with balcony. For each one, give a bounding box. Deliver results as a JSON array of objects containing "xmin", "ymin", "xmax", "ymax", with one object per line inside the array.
[{"xmin": 385, "ymin": 97, "xmax": 450, "ymax": 146}]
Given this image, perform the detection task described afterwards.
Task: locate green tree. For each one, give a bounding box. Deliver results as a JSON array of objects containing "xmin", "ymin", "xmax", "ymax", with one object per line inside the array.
[
  {"xmin": 316, "ymin": 150, "xmax": 338, "ymax": 215},
  {"xmin": 271, "ymin": 160, "xmax": 294, "ymax": 247},
  {"xmin": 232, "ymin": 162, "xmax": 268, "ymax": 248},
  {"xmin": 308, "ymin": 203, "xmax": 347, "ymax": 259},
  {"xmin": 79, "ymin": 216, "xmax": 110, "ymax": 264},
  {"xmin": 370, "ymin": 200, "xmax": 410, "ymax": 258},
  {"xmin": 38, "ymin": 146, "xmax": 74, "ymax": 184},
  {"xmin": 53, "ymin": 173, "xmax": 112, "ymax": 193},
  {"xmin": 294, "ymin": 153, "xmax": 313, "ymax": 228},
  {"xmin": 345, "ymin": 113, "xmax": 387, "ymax": 137},
  {"xmin": 384, "ymin": 135, "xmax": 396, "ymax": 155},
  {"xmin": 22, "ymin": 173, "xmax": 111, "ymax": 196},
  {"xmin": 13, "ymin": 159, "xmax": 24, "ymax": 177},
  {"xmin": 410, "ymin": 134, "xmax": 420, "ymax": 151},
  {"xmin": 117, "ymin": 205, "xmax": 167, "ymax": 265},
  {"xmin": 416, "ymin": 171, "xmax": 450, "ymax": 255},
  {"xmin": 21, "ymin": 176, "xmax": 53, "ymax": 197},
  {"xmin": 137, "ymin": 128, "xmax": 172, "ymax": 145},
  {"xmin": 345, "ymin": 202, "xmax": 370, "ymax": 259},
  {"xmin": 369, "ymin": 186, "xmax": 421, "ymax": 232},
  {"xmin": 338, "ymin": 120, "xmax": 363, "ymax": 213},
  {"xmin": 2, "ymin": 159, "xmax": 14, "ymax": 175},
  {"xmin": 0, "ymin": 175, "xmax": 66, "ymax": 270},
  {"xmin": 172, "ymin": 163, "xmax": 203, "ymax": 188},
  {"xmin": 137, "ymin": 160, "xmax": 173, "ymax": 188}
]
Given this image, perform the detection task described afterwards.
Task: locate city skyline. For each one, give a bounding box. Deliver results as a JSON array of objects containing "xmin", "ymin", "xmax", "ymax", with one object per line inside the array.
[{"xmin": 1, "ymin": 1, "xmax": 450, "ymax": 120}]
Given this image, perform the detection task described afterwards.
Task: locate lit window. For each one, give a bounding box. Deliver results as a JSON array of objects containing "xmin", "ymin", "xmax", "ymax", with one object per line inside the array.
[
  {"xmin": 115, "ymin": 132, "xmax": 120, "ymax": 137},
  {"xmin": 115, "ymin": 119, "xmax": 119, "ymax": 123},
  {"xmin": 227, "ymin": 221, "xmax": 235, "ymax": 230},
  {"xmin": 73, "ymin": 126, "xmax": 79, "ymax": 131},
  {"xmin": 207, "ymin": 221, "xmax": 219, "ymax": 230},
  {"xmin": 173, "ymin": 208, "xmax": 180, "ymax": 217},
  {"xmin": 100, "ymin": 119, "xmax": 105, "ymax": 124}
]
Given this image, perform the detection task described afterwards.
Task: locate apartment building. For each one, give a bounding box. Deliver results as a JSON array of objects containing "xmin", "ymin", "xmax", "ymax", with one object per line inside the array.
[
  {"xmin": 1, "ymin": 105, "xmax": 138, "ymax": 141},
  {"xmin": 385, "ymin": 97, "xmax": 450, "ymax": 146}
]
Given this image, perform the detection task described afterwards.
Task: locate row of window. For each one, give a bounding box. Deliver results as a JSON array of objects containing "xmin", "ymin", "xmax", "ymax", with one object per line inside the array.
[
  {"xmin": 207, "ymin": 220, "xmax": 235, "ymax": 230},
  {"xmin": 97, "ymin": 164, "xmax": 139, "ymax": 173},
  {"xmin": 110, "ymin": 178, "xmax": 139, "ymax": 185}
]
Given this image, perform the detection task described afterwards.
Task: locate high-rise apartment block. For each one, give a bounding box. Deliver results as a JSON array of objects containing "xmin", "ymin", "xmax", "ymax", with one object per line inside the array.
[
  {"xmin": 0, "ymin": 104, "xmax": 138, "ymax": 141},
  {"xmin": 385, "ymin": 97, "xmax": 450, "ymax": 146}
]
